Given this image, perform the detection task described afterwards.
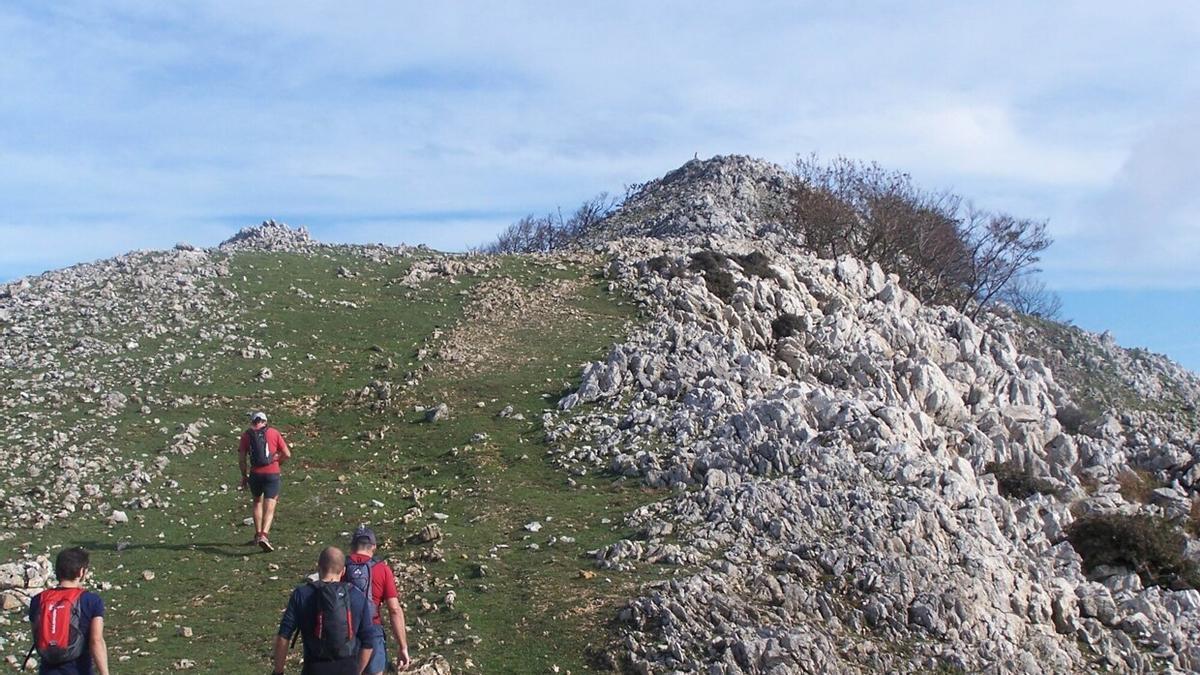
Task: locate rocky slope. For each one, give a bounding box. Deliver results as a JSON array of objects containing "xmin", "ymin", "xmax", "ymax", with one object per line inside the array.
[
  {"xmin": 548, "ymin": 156, "xmax": 1200, "ymax": 673},
  {"xmin": 2, "ymin": 157, "xmax": 1198, "ymax": 674}
]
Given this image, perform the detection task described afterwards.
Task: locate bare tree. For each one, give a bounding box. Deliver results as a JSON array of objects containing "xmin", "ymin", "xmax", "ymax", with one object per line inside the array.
[
  {"xmin": 784, "ymin": 154, "xmax": 1054, "ymax": 316},
  {"xmin": 484, "ymin": 192, "xmax": 620, "ymax": 254},
  {"xmin": 959, "ymin": 208, "xmax": 1052, "ymax": 318},
  {"xmin": 997, "ymin": 272, "xmax": 1063, "ymax": 319}
]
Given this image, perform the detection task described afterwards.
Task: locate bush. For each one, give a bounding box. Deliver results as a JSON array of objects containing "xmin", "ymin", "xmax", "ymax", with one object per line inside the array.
[
  {"xmin": 1116, "ymin": 468, "xmax": 1162, "ymax": 504},
  {"xmin": 995, "ymin": 272, "xmax": 1062, "ymax": 320},
  {"xmin": 1066, "ymin": 513, "xmax": 1200, "ymax": 590},
  {"xmin": 783, "ymin": 155, "xmax": 1053, "ymax": 318},
  {"xmin": 645, "ymin": 255, "xmax": 674, "ymax": 275},
  {"xmin": 730, "ymin": 251, "xmax": 777, "ymax": 280},
  {"xmin": 772, "ymin": 313, "xmax": 806, "ymax": 340},
  {"xmin": 485, "ymin": 193, "xmax": 619, "ymax": 254},
  {"xmin": 986, "ymin": 461, "xmax": 1059, "ymax": 499},
  {"xmin": 1055, "ymin": 404, "xmax": 1089, "ymax": 436},
  {"xmin": 688, "ymin": 251, "xmax": 736, "ymax": 302}
]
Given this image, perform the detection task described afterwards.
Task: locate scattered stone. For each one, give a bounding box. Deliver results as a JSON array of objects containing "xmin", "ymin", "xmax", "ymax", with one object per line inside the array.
[{"xmin": 411, "ymin": 524, "xmax": 443, "ymax": 544}]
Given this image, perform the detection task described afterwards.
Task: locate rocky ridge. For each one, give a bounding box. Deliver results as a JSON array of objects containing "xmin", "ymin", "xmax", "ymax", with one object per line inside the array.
[
  {"xmin": 1, "ymin": 157, "xmax": 1198, "ymax": 673},
  {"xmin": 546, "ymin": 156, "xmax": 1200, "ymax": 673}
]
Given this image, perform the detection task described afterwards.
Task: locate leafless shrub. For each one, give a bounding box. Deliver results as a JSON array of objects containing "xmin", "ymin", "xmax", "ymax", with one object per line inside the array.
[
  {"xmin": 784, "ymin": 155, "xmax": 1053, "ymax": 317},
  {"xmin": 995, "ymin": 271, "xmax": 1063, "ymax": 319},
  {"xmin": 485, "ymin": 193, "xmax": 620, "ymax": 254}
]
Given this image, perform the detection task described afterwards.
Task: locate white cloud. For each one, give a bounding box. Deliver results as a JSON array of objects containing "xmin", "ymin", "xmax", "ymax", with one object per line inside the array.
[{"xmin": 0, "ymin": 1, "xmax": 1198, "ymax": 290}]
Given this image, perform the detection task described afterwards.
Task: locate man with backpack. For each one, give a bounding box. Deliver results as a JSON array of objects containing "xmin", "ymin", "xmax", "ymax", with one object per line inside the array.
[
  {"xmin": 273, "ymin": 547, "xmax": 376, "ymax": 675},
  {"xmin": 26, "ymin": 547, "xmax": 109, "ymax": 675},
  {"xmin": 342, "ymin": 526, "xmax": 411, "ymax": 673},
  {"xmin": 238, "ymin": 410, "xmax": 292, "ymax": 552}
]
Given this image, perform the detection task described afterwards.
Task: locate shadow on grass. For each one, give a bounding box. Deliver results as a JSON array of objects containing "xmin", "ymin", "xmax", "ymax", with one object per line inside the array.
[{"xmin": 70, "ymin": 540, "xmax": 252, "ymax": 558}]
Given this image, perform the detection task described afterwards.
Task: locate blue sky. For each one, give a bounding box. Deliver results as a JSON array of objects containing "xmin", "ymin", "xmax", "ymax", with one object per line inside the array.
[{"xmin": 1, "ymin": 2, "xmax": 1198, "ymax": 369}]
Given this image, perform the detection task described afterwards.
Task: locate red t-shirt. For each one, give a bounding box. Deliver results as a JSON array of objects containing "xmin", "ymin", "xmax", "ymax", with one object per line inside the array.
[
  {"xmin": 238, "ymin": 426, "xmax": 289, "ymax": 475},
  {"xmin": 342, "ymin": 553, "xmax": 399, "ymax": 625}
]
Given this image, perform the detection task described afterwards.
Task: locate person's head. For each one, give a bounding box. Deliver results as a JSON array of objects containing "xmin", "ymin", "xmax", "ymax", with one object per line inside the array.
[
  {"xmin": 55, "ymin": 547, "xmax": 90, "ymax": 583},
  {"xmin": 350, "ymin": 526, "xmax": 377, "ymax": 555},
  {"xmin": 249, "ymin": 411, "xmax": 267, "ymax": 428},
  {"xmin": 317, "ymin": 547, "xmax": 345, "ymax": 578}
]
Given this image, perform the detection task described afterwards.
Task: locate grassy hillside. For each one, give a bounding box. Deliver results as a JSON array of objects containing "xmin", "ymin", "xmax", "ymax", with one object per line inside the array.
[{"xmin": 1, "ymin": 250, "xmax": 661, "ymax": 673}]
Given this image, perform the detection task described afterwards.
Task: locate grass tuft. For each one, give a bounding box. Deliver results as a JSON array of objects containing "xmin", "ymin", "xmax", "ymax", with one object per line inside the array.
[
  {"xmin": 1066, "ymin": 513, "xmax": 1200, "ymax": 590},
  {"xmin": 986, "ymin": 461, "xmax": 1059, "ymax": 499}
]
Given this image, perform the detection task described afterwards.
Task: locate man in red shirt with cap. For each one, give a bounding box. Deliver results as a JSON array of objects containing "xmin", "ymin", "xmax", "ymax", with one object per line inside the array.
[
  {"xmin": 343, "ymin": 526, "xmax": 411, "ymax": 673},
  {"xmin": 238, "ymin": 411, "xmax": 291, "ymax": 552}
]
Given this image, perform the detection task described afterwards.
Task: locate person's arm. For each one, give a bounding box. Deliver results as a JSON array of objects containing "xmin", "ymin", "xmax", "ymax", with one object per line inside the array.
[
  {"xmin": 272, "ymin": 635, "xmax": 290, "ymax": 674},
  {"xmin": 275, "ymin": 430, "xmax": 291, "ymax": 464},
  {"xmin": 89, "ymin": 616, "xmax": 109, "ymax": 675},
  {"xmin": 238, "ymin": 433, "xmax": 249, "ymax": 487},
  {"xmin": 274, "ymin": 590, "xmax": 300, "ymax": 672},
  {"xmin": 384, "ymin": 597, "xmax": 410, "ymax": 670}
]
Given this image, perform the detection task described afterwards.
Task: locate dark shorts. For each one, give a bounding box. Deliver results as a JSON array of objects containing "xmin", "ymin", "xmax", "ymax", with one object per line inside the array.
[
  {"xmin": 363, "ymin": 630, "xmax": 387, "ymax": 673},
  {"xmin": 248, "ymin": 473, "xmax": 281, "ymax": 499},
  {"xmin": 301, "ymin": 658, "xmax": 359, "ymax": 675}
]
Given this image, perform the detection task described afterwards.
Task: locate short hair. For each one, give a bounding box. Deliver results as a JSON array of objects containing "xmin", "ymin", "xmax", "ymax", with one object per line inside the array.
[
  {"xmin": 317, "ymin": 547, "xmax": 345, "ymax": 575},
  {"xmin": 55, "ymin": 547, "xmax": 89, "ymax": 581}
]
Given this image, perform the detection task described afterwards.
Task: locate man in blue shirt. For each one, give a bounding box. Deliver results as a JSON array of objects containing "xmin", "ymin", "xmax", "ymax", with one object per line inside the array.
[
  {"xmin": 273, "ymin": 547, "xmax": 375, "ymax": 675},
  {"xmin": 27, "ymin": 547, "xmax": 109, "ymax": 675}
]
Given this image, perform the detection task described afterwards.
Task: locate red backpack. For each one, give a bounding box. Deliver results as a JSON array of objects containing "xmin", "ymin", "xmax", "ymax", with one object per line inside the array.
[{"xmin": 31, "ymin": 588, "xmax": 86, "ymax": 665}]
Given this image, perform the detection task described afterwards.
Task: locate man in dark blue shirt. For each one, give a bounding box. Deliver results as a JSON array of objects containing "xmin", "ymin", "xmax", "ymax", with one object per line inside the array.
[
  {"xmin": 273, "ymin": 547, "xmax": 375, "ymax": 675},
  {"xmin": 27, "ymin": 547, "xmax": 109, "ymax": 675}
]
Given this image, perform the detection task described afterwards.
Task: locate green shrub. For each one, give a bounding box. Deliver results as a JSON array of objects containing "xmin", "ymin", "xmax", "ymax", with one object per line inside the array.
[
  {"xmin": 1116, "ymin": 468, "xmax": 1162, "ymax": 504},
  {"xmin": 686, "ymin": 250, "xmax": 779, "ymax": 303},
  {"xmin": 644, "ymin": 255, "xmax": 674, "ymax": 275},
  {"xmin": 1055, "ymin": 404, "xmax": 1090, "ymax": 435},
  {"xmin": 1066, "ymin": 513, "xmax": 1200, "ymax": 590},
  {"xmin": 986, "ymin": 461, "xmax": 1059, "ymax": 499},
  {"xmin": 730, "ymin": 251, "xmax": 778, "ymax": 280},
  {"xmin": 688, "ymin": 251, "xmax": 737, "ymax": 302},
  {"xmin": 772, "ymin": 313, "xmax": 806, "ymax": 340}
]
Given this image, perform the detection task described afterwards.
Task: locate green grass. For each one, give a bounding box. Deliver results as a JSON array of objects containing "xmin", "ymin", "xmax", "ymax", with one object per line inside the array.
[
  {"xmin": 1017, "ymin": 314, "xmax": 1199, "ymax": 424},
  {"xmin": 2, "ymin": 250, "xmax": 665, "ymax": 673}
]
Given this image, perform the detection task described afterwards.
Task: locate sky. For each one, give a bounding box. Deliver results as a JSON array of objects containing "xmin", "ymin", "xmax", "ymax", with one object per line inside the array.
[{"xmin": 1, "ymin": 2, "xmax": 1197, "ymax": 368}]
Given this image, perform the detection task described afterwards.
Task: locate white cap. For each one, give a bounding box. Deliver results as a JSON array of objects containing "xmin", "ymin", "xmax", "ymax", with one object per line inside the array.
[{"xmin": 250, "ymin": 411, "xmax": 267, "ymax": 423}]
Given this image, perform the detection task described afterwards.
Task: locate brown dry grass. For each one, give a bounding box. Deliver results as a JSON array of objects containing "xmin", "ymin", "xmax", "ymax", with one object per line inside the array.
[{"xmin": 1116, "ymin": 468, "xmax": 1162, "ymax": 504}]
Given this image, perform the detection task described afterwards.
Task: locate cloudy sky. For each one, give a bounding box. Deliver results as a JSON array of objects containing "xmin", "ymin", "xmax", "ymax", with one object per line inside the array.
[{"xmin": 1, "ymin": 2, "xmax": 1197, "ymax": 367}]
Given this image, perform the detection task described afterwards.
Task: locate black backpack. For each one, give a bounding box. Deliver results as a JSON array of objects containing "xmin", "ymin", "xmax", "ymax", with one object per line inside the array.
[
  {"xmin": 247, "ymin": 427, "xmax": 274, "ymax": 467},
  {"xmin": 304, "ymin": 581, "xmax": 357, "ymax": 662}
]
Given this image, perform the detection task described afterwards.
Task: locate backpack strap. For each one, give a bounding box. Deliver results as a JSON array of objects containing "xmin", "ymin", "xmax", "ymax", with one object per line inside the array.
[{"xmin": 294, "ymin": 580, "xmax": 322, "ymax": 647}]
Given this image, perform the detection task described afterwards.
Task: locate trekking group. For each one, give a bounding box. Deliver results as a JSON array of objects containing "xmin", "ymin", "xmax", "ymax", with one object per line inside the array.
[{"xmin": 28, "ymin": 410, "xmax": 410, "ymax": 675}]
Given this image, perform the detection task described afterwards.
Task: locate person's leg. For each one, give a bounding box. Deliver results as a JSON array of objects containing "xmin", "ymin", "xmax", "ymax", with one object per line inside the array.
[
  {"xmin": 262, "ymin": 497, "xmax": 278, "ymax": 536},
  {"xmin": 251, "ymin": 495, "xmax": 265, "ymax": 541},
  {"xmin": 261, "ymin": 474, "xmax": 281, "ymax": 535}
]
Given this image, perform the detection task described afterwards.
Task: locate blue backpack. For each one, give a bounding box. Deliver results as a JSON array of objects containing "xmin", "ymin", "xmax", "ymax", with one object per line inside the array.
[{"xmin": 344, "ymin": 558, "xmax": 378, "ymax": 622}]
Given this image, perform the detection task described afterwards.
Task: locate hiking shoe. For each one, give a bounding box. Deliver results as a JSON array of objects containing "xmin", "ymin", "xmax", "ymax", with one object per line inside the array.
[
  {"xmin": 259, "ymin": 536, "xmax": 274, "ymax": 552},
  {"xmin": 246, "ymin": 532, "xmax": 263, "ymax": 546}
]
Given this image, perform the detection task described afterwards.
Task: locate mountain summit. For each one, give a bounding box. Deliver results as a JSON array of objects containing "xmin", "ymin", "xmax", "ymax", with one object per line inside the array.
[{"xmin": 1, "ymin": 156, "xmax": 1198, "ymax": 674}]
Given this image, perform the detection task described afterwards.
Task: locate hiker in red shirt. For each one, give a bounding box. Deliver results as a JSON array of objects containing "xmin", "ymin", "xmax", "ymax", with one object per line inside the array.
[
  {"xmin": 238, "ymin": 411, "xmax": 291, "ymax": 552},
  {"xmin": 342, "ymin": 526, "xmax": 411, "ymax": 673}
]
